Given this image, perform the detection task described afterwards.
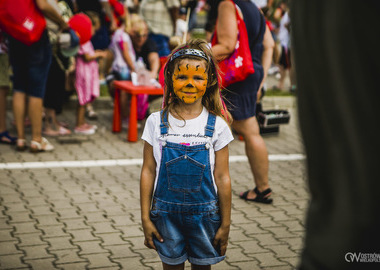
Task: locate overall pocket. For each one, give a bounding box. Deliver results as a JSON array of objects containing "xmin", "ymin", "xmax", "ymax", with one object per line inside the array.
[{"xmin": 166, "ymin": 155, "xmax": 205, "ymax": 193}]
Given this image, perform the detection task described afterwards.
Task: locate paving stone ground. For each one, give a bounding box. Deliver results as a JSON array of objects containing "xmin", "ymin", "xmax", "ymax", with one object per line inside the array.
[{"xmin": 0, "ymin": 93, "xmax": 308, "ymax": 270}]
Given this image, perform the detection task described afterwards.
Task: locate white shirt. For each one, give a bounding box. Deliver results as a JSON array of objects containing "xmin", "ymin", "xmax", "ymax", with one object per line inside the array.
[{"xmin": 142, "ymin": 107, "xmax": 234, "ymax": 192}]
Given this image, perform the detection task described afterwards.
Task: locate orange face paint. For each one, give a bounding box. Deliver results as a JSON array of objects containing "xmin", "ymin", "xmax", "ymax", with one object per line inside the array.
[{"xmin": 172, "ymin": 60, "xmax": 208, "ymax": 104}]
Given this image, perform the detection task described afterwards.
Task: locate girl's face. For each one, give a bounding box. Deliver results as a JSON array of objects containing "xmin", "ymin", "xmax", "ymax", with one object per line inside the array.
[{"xmin": 172, "ymin": 59, "xmax": 208, "ymax": 104}]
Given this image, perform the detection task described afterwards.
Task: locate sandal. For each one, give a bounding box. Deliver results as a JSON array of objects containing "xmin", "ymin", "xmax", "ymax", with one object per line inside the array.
[
  {"xmin": 0, "ymin": 131, "xmax": 17, "ymax": 145},
  {"xmin": 16, "ymin": 138, "xmax": 27, "ymax": 151},
  {"xmin": 30, "ymin": 137, "xmax": 54, "ymax": 153},
  {"xmin": 239, "ymin": 187, "xmax": 273, "ymax": 204}
]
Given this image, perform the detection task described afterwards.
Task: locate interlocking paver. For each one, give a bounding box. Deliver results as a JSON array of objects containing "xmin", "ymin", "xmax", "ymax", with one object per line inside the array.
[
  {"xmin": 17, "ymin": 232, "xmax": 46, "ymax": 247},
  {"xmin": 0, "ymin": 241, "xmax": 22, "ymax": 255},
  {"xmin": 80, "ymin": 253, "xmax": 119, "ymax": 269},
  {"xmin": 0, "ymin": 254, "xmax": 29, "ymax": 269},
  {"xmin": 46, "ymin": 236, "xmax": 77, "ymax": 251},
  {"xmin": 0, "ymin": 96, "xmax": 308, "ymax": 269},
  {"xmin": 53, "ymin": 249, "xmax": 87, "ymax": 265},
  {"xmin": 24, "ymin": 258, "xmax": 57, "ymax": 270},
  {"xmin": 22, "ymin": 245, "xmax": 54, "ymax": 260}
]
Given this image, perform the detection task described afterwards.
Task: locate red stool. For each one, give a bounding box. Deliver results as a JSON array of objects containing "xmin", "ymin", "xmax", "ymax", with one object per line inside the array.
[{"xmin": 112, "ymin": 80, "xmax": 164, "ymax": 142}]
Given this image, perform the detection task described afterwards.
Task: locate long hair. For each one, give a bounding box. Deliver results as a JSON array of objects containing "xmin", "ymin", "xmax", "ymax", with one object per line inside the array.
[{"xmin": 163, "ymin": 39, "xmax": 232, "ymax": 124}]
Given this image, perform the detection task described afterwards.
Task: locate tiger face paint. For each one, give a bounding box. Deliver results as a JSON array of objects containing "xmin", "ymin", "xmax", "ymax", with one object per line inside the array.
[{"xmin": 172, "ymin": 59, "xmax": 208, "ymax": 104}]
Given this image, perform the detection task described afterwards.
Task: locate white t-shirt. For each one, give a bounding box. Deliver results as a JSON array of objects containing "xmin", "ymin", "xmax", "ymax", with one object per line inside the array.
[
  {"xmin": 277, "ymin": 12, "xmax": 290, "ymax": 48},
  {"xmin": 175, "ymin": 18, "xmax": 187, "ymax": 38},
  {"xmin": 109, "ymin": 28, "xmax": 136, "ymax": 73},
  {"xmin": 142, "ymin": 107, "xmax": 234, "ymax": 192}
]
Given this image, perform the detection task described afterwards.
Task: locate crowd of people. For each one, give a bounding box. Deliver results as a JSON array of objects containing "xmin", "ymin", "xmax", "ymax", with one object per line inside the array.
[{"xmin": 1, "ymin": 0, "xmax": 286, "ymax": 268}]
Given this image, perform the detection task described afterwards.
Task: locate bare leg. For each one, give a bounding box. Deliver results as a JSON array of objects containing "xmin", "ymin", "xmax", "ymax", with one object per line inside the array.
[
  {"xmin": 28, "ymin": 96, "xmax": 43, "ymax": 143},
  {"xmin": 76, "ymin": 104, "xmax": 86, "ymax": 127},
  {"xmin": 163, "ymin": 262, "xmax": 185, "ymax": 270},
  {"xmin": 12, "ymin": 91, "xmax": 26, "ymax": 140},
  {"xmin": 277, "ymin": 65, "xmax": 287, "ymax": 90},
  {"xmin": 232, "ymin": 116, "xmax": 270, "ymax": 199}
]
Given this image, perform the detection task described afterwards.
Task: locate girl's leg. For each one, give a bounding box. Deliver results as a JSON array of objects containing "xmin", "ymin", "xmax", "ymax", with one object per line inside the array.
[
  {"xmin": 162, "ymin": 262, "xmax": 185, "ymax": 270},
  {"xmin": 191, "ymin": 264, "xmax": 211, "ymax": 270},
  {"xmin": 76, "ymin": 104, "xmax": 86, "ymax": 127}
]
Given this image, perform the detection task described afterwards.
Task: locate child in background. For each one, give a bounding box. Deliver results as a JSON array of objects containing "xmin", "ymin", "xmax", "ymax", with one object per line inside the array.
[
  {"xmin": 74, "ymin": 11, "xmax": 107, "ymax": 135},
  {"xmin": 175, "ymin": 6, "xmax": 189, "ymax": 41},
  {"xmin": 140, "ymin": 39, "xmax": 233, "ymax": 269},
  {"xmin": 108, "ymin": 13, "xmax": 137, "ymax": 126}
]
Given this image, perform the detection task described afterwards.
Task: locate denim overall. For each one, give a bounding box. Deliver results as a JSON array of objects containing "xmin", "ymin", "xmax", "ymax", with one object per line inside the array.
[{"xmin": 151, "ymin": 111, "xmax": 225, "ymax": 265}]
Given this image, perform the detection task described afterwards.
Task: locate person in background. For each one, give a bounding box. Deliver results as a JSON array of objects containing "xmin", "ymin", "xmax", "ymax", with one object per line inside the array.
[
  {"xmin": 204, "ymin": 0, "xmax": 222, "ymax": 42},
  {"xmin": 107, "ymin": 13, "xmax": 137, "ymax": 126},
  {"xmin": 8, "ymin": 0, "xmax": 69, "ymax": 152},
  {"xmin": 139, "ymin": 0, "xmax": 180, "ymax": 57},
  {"xmin": 130, "ymin": 15, "xmax": 161, "ymax": 120},
  {"xmin": 0, "ymin": 30, "xmax": 17, "ymax": 145},
  {"xmin": 211, "ymin": 0, "xmax": 274, "ymax": 203},
  {"xmin": 130, "ymin": 16, "xmax": 160, "ymax": 80},
  {"xmin": 43, "ymin": 0, "xmax": 75, "ymax": 136},
  {"xmin": 175, "ymin": 6, "xmax": 189, "ymax": 41},
  {"xmin": 74, "ymin": 11, "xmax": 108, "ymax": 135},
  {"xmin": 292, "ymin": 0, "xmax": 380, "ymax": 269}
]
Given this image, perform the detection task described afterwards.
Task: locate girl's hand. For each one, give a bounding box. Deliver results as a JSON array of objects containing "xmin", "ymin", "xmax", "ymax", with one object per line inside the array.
[
  {"xmin": 142, "ymin": 219, "xmax": 163, "ymax": 250},
  {"xmin": 213, "ymin": 225, "xmax": 230, "ymax": 256}
]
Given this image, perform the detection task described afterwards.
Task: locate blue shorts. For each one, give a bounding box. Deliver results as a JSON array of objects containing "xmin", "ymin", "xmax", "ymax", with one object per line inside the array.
[
  {"xmin": 150, "ymin": 198, "xmax": 225, "ymax": 266},
  {"xmin": 9, "ymin": 30, "xmax": 52, "ymax": 98}
]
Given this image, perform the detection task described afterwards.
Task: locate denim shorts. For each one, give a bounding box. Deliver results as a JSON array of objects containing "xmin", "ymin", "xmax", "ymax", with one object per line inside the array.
[
  {"xmin": 9, "ymin": 30, "xmax": 52, "ymax": 98},
  {"xmin": 150, "ymin": 198, "xmax": 225, "ymax": 265}
]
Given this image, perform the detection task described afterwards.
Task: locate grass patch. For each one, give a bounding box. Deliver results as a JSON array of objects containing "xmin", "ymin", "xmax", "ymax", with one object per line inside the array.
[
  {"xmin": 265, "ymin": 88, "xmax": 296, "ymax": 96},
  {"xmin": 100, "ymin": 83, "xmax": 110, "ymax": 97}
]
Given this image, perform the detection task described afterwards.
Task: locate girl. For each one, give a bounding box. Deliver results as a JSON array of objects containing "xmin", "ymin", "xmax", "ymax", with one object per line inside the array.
[
  {"xmin": 108, "ymin": 13, "xmax": 137, "ymax": 126},
  {"xmin": 74, "ymin": 11, "xmax": 107, "ymax": 135},
  {"xmin": 140, "ymin": 39, "xmax": 233, "ymax": 270}
]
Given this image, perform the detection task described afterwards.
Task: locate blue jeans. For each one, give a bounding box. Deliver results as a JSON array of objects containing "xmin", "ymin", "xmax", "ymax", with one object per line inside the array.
[{"xmin": 151, "ymin": 199, "xmax": 224, "ymax": 265}]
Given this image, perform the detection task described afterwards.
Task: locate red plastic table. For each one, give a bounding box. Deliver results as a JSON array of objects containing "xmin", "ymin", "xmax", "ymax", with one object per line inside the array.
[{"xmin": 112, "ymin": 80, "xmax": 164, "ymax": 142}]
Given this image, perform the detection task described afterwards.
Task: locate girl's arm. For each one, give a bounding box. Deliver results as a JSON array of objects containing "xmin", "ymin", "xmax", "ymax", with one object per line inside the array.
[
  {"xmin": 81, "ymin": 50, "xmax": 107, "ymax": 62},
  {"xmin": 140, "ymin": 142, "xmax": 163, "ymax": 250},
  {"xmin": 213, "ymin": 145, "xmax": 232, "ymax": 256},
  {"xmin": 121, "ymin": 41, "xmax": 136, "ymax": 72}
]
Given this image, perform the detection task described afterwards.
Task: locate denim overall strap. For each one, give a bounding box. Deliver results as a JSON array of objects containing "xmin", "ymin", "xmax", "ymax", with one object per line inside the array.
[
  {"xmin": 160, "ymin": 110, "xmax": 169, "ymax": 135},
  {"xmin": 205, "ymin": 113, "xmax": 216, "ymax": 137}
]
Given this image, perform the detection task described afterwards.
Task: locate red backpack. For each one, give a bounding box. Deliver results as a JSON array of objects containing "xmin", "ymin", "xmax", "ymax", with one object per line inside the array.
[{"xmin": 0, "ymin": 0, "xmax": 46, "ymax": 45}]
